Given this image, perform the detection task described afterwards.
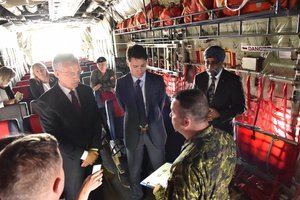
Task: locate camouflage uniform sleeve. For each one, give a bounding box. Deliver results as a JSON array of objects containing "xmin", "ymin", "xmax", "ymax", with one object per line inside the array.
[
  {"xmin": 90, "ymin": 70, "xmax": 98, "ymax": 88},
  {"xmin": 154, "ymin": 162, "xmax": 204, "ymax": 200},
  {"xmin": 101, "ymin": 69, "xmax": 116, "ymax": 91},
  {"xmin": 170, "ymin": 164, "xmax": 203, "ymax": 200}
]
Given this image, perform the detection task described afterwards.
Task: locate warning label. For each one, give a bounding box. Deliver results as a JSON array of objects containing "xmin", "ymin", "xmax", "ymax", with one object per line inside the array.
[{"xmin": 241, "ymin": 45, "xmax": 272, "ymax": 52}]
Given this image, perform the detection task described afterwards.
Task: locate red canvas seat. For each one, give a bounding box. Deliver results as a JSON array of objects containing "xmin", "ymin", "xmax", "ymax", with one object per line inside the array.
[
  {"xmin": 0, "ymin": 119, "xmax": 21, "ymax": 139},
  {"xmin": 23, "ymin": 114, "xmax": 44, "ymax": 133},
  {"xmin": 12, "ymin": 85, "xmax": 31, "ymax": 102},
  {"xmin": 16, "ymin": 80, "xmax": 30, "ymax": 86}
]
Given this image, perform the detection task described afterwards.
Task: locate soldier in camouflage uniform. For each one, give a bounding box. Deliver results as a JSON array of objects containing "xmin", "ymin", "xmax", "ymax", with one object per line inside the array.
[
  {"xmin": 91, "ymin": 56, "xmax": 116, "ymax": 93},
  {"xmin": 154, "ymin": 89, "xmax": 236, "ymax": 200}
]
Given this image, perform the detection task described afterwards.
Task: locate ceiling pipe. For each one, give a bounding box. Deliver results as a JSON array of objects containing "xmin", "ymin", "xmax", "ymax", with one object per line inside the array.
[
  {"xmin": 17, "ymin": 5, "xmax": 25, "ymax": 11},
  {"xmin": 85, "ymin": 0, "xmax": 100, "ymax": 13},
  {"xmin": 25, "ymin": 4, "xmax": 38, "ymax": 13},
  {"xmin": 0, "ymin": 0, "xmax": 45, "ymax": 7}
]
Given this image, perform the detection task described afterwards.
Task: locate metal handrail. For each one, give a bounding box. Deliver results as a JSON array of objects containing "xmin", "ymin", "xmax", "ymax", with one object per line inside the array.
[{"xmin": 235, "ymin": 121, "xmax": 298, "ymax": 146}]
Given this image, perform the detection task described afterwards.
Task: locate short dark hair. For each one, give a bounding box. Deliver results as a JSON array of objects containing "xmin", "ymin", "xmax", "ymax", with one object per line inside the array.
[
  {"xmin": 173, "ymin": 89, "xmax": 209, "ymax": 122},
  {"xmin": 0, "ymin": 134, "xmax": 25, "ymax": 151},
  {"xmin": 0, "ymin": 134, "xmax": 61, "ymax": 200},
  {"xmin": 96, "ymin": 57, "xmax": 106, "ymax": 63},
  {"xmin": 53, "ymin": 53, "xmax": 79, "ymax": 70},
  {"xmin": 126, "ymin": 44, "xmax": 147, "ymax": 61}
]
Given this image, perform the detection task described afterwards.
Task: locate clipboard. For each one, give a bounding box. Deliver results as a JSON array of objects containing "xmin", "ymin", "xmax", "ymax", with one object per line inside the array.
[{"xmin": 140, "ymin": 162, "xmax": 172, "ymax": 189}]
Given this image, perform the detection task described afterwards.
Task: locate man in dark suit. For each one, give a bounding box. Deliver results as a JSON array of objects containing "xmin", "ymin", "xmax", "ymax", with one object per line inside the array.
[
  {"xmin": 115, "ymin": 44, "xmax": 167, "ymax": 200},
  {"xmin": 33, "ymin": 54, "xmax": 102, "ymax": 200},
  {"xmin": 194, "ymin": 45, "xmax": 246, "ymax": 135}
]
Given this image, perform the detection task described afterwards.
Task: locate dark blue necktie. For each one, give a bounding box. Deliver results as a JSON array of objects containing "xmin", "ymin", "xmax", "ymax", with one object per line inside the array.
[
  {"xmin": 69, "ymin": 90, "xmax": 81, "ymax": 113},
  {"xmin": 207, "ymin": 76, "xmax": 216, "ymax": 105},
  {"xmin": 134, "ymin": 79, "xmax": 147, "ymax": 126}
]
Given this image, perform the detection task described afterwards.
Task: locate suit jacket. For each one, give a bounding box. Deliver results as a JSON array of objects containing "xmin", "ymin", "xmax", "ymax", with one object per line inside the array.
[
  {"xmin": 194, "ymin": 69, "xmax": 246, "ymax": 134},
  {"xmin": 30, "ymin": 74, "xmax": 57, "ymax": 99},
  {"xmin": 116, "ymin": 71, "xmax": 167, "ymax": 151},
  {"xmin": 33, "ymin": 83, "xmax": 102, "ymax": 159}
]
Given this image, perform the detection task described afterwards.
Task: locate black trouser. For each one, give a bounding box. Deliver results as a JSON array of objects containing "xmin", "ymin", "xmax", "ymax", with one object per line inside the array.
[{"xmin": 127, "ymin": 133, "xmax": 165, "ymax": 200}]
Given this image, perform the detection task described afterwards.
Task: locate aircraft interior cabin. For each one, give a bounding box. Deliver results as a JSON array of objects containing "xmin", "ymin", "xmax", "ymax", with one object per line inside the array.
[{"xmin": 0, "ymin": 0, "xmax": 300, "ymax": 199}]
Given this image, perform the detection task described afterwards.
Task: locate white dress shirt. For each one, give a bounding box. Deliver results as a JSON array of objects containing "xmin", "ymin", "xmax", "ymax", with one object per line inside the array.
[{"xmin": 208, "ymin": 68, "xmax": 223, "ymax": 93}]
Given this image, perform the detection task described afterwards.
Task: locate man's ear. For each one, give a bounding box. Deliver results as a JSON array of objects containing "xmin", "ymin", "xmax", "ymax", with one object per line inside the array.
[
  {"xmin": 53, "ymin": 177, "xmax": 64, "ymax": 196},
  {"xmin": 183, "ymin": 117, "xmax": 190, "ymax": 127},
  {"xmin": 53, "ymin": 71, "xmax": 59, "ymax": 79}
]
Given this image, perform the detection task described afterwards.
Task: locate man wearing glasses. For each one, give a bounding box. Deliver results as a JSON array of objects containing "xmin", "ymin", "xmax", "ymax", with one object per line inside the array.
[
  {"xmin": 33, "ymin": 53, "xmax": 102, "ymax": 200},
  {"xmin": 116, "ymin": 44, "xmax": 167, "ymax": 200},
  {"xmin": 194, "ymin": 45, "xmax": 246, "ymax": 135}
]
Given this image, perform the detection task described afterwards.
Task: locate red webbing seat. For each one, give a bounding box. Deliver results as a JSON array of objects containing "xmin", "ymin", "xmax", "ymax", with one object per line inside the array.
[
  {"xmin": 235, "ymin": 125, "xmax": 299, "ymax": 184},
  {"xmin": 234, "ymin": 75, "xmax": 300, "ymax": 199},
  {"xmin": 163, "ymin": 74, "xmax": 185, "ymax": 95}
]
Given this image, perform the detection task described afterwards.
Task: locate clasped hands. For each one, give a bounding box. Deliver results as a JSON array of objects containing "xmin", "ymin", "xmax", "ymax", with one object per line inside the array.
[
  {"xmin": 93, "ymin": 84, "xmax": 102, "ymax": 91},
  {"xmin": 81, "ymin": 149, "xmax": 99, "ymax": 167}
]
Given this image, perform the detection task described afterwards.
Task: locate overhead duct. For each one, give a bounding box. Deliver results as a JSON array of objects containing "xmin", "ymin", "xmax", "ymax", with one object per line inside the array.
[{"xmin": 48, "ymin": 0, "xmax": 85, "ymax": 21}]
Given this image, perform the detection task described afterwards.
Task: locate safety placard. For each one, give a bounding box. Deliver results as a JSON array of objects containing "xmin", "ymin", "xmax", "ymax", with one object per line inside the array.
[{"xmin": 241, "ymin": 45, "xmax": 272, "ymax": 52}]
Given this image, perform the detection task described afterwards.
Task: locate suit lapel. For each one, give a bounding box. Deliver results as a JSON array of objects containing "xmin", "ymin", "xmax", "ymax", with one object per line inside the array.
[
  {"xmin": 76, "ymin": 85, "xmax": 84, "ymax": 109},
  {"xmin": 54, "ymin": 84, "xmax": 80, "ymax": 116},
  {"xmin": 145, "ymin": 72, "xmax": 150, "ymax": 116},
  {"xmin": 125, "ymin": 74, "xmax": 139, "ymax": 112},
  {"xmin": 214, "ymin": 70, "xmax": 227, "ymax": 97},
  {"xmin": 201, "ymin": 73, "xmax": 209, "ymax": 93}
]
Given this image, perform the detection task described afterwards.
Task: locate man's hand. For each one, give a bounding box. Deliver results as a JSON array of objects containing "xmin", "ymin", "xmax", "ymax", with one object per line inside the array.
[
  {"xmin": 153, "ymin": 184, "xmax": 162, "ymax": 195},
  {"xmin": 4, "ymin": 99, "xmax": 16, "ymax": 106},
  {"xmin": 77, "ymin": 170, "xmax": 103, "ymax": 200},
  {"xmin": 81, "ymin": 150, "xmax": 99, "ymax": 167},
  {"xmin": 93, "ymin": 84, "xmax": 102, "ymax": 91},
  {"xmin": 208, "ymin": 108, "xmax": 220, "ymax": 121}
]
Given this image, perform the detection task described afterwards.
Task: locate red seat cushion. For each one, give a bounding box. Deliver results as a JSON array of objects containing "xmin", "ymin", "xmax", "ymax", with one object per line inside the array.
[{"xmin": 0, "ymin": 121, "xmax": 10, "ymax": 139}]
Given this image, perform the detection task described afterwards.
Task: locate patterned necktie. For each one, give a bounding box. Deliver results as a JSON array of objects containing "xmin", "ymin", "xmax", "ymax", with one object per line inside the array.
[
  {"xmin": 134, "ymin": 79, "xmax": 147, "ymax": 126},
  {"xmin": 207, "ymin": 76, "xmax": 216, "ymax": 105},
  {"xmin": 69, "ymin": 90, "xmax": 81, "ymax": 113}
]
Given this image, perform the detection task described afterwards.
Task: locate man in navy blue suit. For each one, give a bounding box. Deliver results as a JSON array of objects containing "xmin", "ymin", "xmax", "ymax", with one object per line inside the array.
[
  {"xmin": 116, "ymin": 44, "xmax": 167, "ymax": 200},
  {"xmin": 194, "ymin": 45, "xmax": 246, "ymax": 135},
  {"xmin": 33, "ymin": 54, "xmax": 102, "ymax": 200}
]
